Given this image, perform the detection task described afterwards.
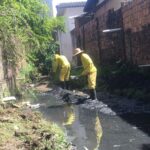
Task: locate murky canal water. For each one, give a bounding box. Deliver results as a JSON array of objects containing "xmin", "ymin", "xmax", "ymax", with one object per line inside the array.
[{"xmin": 31, "ymin": 93, "xmax": 150, "ymax": 150}]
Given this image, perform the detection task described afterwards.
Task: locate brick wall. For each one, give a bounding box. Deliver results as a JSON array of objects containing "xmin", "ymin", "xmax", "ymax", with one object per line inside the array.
[
  {"xmin": 75, "ymin": 0, "xmax": 124, "ymax": 66},
  {"xmin": 122, "ymin": 0, "xmax": 150, "ymax": 65},
  {"xmin": 97, "ymin": 8, "xmax": 124, "ymax": 65},
  {"xmin": 75, "ymin": 0, "xmax": 150, "ymax": 66},
  {"xmin": 75, "ymin": 17, "xmax": 100, "ymax": 65}
]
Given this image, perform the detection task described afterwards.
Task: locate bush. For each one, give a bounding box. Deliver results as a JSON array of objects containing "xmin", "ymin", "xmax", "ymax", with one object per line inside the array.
[
  {"xmin": 19, "ymin": 63, "xmax": 40, "ymax": 83},
  {"xmin": 97, "ymin": 61, "xmax": 150, "ymax": 100}
]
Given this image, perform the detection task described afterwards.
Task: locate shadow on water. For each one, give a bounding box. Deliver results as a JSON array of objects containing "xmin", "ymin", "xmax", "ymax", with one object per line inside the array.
[
  {"xmin": 97, "ymin": 95, "xmax": 150, "ymax": 150},
  {"xmin": 120, "ymin": 113, "xmax": 150, "ymax": 136},
  {"xmin": 99, "ymin": 97, "xmax": 150, "ymax": 136},
  {"xmin": 141, "ymin": 144, "xmax": 150, "ymax": 150}
]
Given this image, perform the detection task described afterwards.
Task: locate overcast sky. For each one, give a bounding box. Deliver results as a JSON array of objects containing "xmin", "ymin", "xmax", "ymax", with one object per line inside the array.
[
  {"xmin": 55, "ymin": 0, "xmax": 86, "ymax": 5},
  {"xmin": 53, "ymin": 0, "xmax": 87, "ymax": 16}
]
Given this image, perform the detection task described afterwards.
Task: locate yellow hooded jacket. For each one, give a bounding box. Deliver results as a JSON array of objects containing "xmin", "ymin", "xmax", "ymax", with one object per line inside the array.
[
  {"xmin": 52, "ymin": 54, "xmax": 70, "ymax": 81},
  {"xmin": 52, "ymin": 54, "xmax": 70, "ymax": 72},
  {"xmin": 81, "ymin": 53, "xmax": 97, "ymax": 76}
]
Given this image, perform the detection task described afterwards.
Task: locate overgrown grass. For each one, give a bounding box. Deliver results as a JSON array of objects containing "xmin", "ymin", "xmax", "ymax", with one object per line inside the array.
[{"xmin": 0, "ymin": 105, "xmax": 70, "ymax": 149}]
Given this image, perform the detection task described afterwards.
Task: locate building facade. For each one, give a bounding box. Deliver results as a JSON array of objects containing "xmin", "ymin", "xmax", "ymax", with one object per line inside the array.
[
  {"xmin": 75, "ymin": 0, "xmax": 125, "ymax": 65},
  {"xmin": 56, "ymin": 2, "xmax": 86, "ymax": 61},
  {"xmin": 75, "ymin": 0, "xmax": 150, "ymax": 66},
  {"xmin": 122, "ymin": 0, "xmax": 150, "ymax": 65}
]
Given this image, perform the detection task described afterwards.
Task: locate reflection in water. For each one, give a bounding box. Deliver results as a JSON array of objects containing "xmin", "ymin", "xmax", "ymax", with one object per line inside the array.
[
  {"xmin": 36, "ymin": 94, "xmax": 150, "ymax": 150},
  {"xmin": 39, "ymin": 104, "xmax": 103, "ymax": 150},
  {"xmin": 63, "ymin": 106, "xmax": 75, "ymax": 126},
  {"xmin": 94, "ymin": 114, "xmax": 103, "ymax": 150},
  {"xmin": 78, "ymin": 108, "xmax": 103, "ymax": 150}
]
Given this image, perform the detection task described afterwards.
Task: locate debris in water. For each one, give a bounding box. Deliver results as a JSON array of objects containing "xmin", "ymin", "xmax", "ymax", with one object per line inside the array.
[
  {"xmin": 83, "ymin": 146, "xmax": 88, "ymax": 150},
  {"xmin": 2, "ymin": 96, "xmax": 16, "ymax": 102},
  {"xmin": 28, "ymin": 104, "xmax": 40, "ymax": 109},
  {"xmin": 113, "ymin": 145, "xmax": 121, "ymax": 148},
  {"xmin": 21, "ymin": 101, "xmax": 41, "ymax": 109}
]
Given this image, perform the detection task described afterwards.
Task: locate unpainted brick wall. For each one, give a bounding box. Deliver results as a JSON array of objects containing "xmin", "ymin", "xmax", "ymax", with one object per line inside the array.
[
  {"xmin": 122, "ymin": 0, "xmax": 150, "ymax": 65},
  {"xmin": 97, "ymin": 8, "xmax": 124, "ymax": 65},
  {"xmin": 75, "ymin": 2, "xmax": 124, "ymax": 66}
]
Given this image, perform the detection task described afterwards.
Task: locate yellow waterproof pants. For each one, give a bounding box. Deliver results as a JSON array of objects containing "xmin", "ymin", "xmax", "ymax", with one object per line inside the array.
[
  {"xmin": 59, "ymin": 65, "xmax": 71, "ymax": 81},
  {"xmin": 88, "ymin": 71, "xmax": 97, "ymax": 89}
]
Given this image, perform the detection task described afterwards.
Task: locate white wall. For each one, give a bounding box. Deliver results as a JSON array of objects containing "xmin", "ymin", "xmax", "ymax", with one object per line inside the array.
[{"xmin": 58, "ymin": 7, "xmax": 84, "ymax": 61}]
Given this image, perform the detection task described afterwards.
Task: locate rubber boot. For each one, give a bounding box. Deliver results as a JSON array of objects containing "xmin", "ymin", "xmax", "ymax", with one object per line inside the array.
[
  {"xmin": 65, "ymin": 81, "xmax": 69, "ymax": 90},
  {"xmin": 90, "ymin": 89, "xmax": 97, "ymax": 100},
  {"xmin": 89, "ymin": 89, "xmax": 93, "ymax": 99},
  {"xmin": 60, "ymin": 81, "xmax": 66, "ymax": 89}
]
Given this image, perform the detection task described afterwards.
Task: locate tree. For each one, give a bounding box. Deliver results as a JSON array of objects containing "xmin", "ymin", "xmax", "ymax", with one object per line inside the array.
[{"xmin": 0, "ymin": 0, "xmax": 64, "ymax": 81}]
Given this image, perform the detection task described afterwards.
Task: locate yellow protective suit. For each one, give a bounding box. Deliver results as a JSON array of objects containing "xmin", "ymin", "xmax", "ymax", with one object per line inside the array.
[
  {"xmin": 63, "ymin": 106, "xmax": 75, "ymax": 126},
  {"xmin": 52, "ymin": 54, "xmax": 70, "ymax": 81},
  {"xmin": 81, "ymin": 53, "xmax": 97, "ymax": 89},
  {"xmin": 94, "ymin": 115, "xmax": 103, "ymax": 150}
]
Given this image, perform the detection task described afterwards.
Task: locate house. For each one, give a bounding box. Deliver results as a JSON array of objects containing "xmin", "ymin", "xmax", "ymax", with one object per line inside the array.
[{"xmin": 56, "ymin": 2, "xmax": 86, "ymax": 61}]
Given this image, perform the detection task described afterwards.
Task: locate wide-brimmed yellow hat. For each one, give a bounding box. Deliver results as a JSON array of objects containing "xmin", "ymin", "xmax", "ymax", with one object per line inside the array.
[{"xmin": 73, "ymin": 48, "xmax": 83, "ymax": 56}]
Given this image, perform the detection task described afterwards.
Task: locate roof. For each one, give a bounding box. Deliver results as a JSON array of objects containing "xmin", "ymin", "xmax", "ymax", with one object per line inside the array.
[
  {"xmin": 57, "ymin": 2, "xmax": 86, "ymax": 9},
  {"xmin": 84, "ymin": 0, "xmax": 98, "ymax": 12},
  {"xmin": 84, "ymin": 0, "xmax": 106, "ymax": 12},
  {"xmin": 57, "ymin": 2, "xmax": 86, "ymax": 16}
]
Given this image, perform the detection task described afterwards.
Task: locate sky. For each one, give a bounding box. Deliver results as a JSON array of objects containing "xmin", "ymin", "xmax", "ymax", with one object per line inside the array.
[
  {"xmin": 53, "ymin": 0, "xmax": 87, "ymax": 16},
  {"xmin": 54, "ymin": 0, "xmax": 87, "ymax": 5}
]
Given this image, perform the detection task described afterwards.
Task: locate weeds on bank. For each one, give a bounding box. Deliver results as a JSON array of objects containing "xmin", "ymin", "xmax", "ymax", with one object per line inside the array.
[{"xmin": 0, "ymin": 104, "xmax": 69, "ymax": 149}]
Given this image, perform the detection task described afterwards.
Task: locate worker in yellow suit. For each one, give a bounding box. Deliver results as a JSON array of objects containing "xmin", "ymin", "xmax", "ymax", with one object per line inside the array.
[
  {"xmin": 52, "ymin": 53, "xmax": 71, "ymax": 89},
  {"xmin": 73, "ymin": 48, "xmax": 97, "ymax": 100}
]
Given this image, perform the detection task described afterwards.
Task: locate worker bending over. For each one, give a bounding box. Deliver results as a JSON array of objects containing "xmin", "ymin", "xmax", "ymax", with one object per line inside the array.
[
  {"xmin": 52, "ymin": 54, "xmax": 70, "ymax": 89},
  {"xmin": 73, "ymin": 48, "xmax": 97, "ymax": 100}
]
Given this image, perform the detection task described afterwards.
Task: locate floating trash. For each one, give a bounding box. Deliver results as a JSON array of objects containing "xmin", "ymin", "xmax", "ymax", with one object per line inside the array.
[{"xmin": 2, "ymin": 96, "xmax": 16, "ymax": 102}]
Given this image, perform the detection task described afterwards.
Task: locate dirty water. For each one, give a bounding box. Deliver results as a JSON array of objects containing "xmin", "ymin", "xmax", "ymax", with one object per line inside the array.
[{"xmin": 28, "ymin": 93, "xmax": 150, "ymax": 150}]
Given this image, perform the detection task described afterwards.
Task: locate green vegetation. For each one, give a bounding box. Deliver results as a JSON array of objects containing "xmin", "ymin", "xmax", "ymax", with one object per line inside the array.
[
  {"xmin": 97, "ymin": 61, "xmax": 150, "ymax": 101},
  {"xmin": 0, "ymin": 104, "xmax": 71, "ymax": 149},
  {"xmin": 0, "ymin": 0, "xmax": 64, "ymax": 83}
]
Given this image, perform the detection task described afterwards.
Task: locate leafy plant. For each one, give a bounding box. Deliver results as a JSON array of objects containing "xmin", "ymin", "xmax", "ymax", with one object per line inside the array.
[
  {"xmin": 97, "ymin": 61, "xmax": 150, "ymax": 100},
  {"xmin": 0, "ymin": 0, "xmax": 65, "ymax": 84}
]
